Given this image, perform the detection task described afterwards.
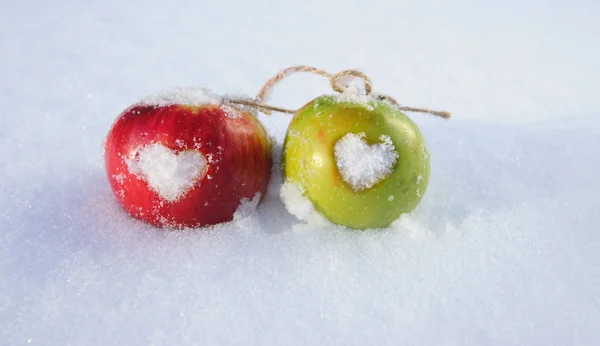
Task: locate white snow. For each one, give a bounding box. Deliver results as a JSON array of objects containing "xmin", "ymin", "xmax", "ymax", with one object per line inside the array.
[
  {"xmin": 221, "ymin": 105, "xmax": 243, "ymax": 119},
  {"xmin": 332, "ymin": 84, "xmax": 375, "ymax": 110},
  {"xmin": 280, "ymin": 181, "xmax": 330, "ymax": 226},
  {"xmin": 125, "ymin": 143, "xmax": 208, "ymax": 202},
  {"xmin": 112, "ymin": 173, "xmax": 125, "ymax": 184},
  {"xmin": 137, "ymin": 87, "xmax": 250, "ymax": 119},
  {"xmin": 334, "ymin": 132, "xmax": 399, "ymax": 191},
  {"xmin": 233, "ymin": 192, "xmax": 262, "ymax": 221},
  {"xmin": 1, "ymin": 1, "xmax": 600, "ymax": 345},
  {"xmin": 138, "ymin": 87, "xmax": 222, "ymax": 107}
]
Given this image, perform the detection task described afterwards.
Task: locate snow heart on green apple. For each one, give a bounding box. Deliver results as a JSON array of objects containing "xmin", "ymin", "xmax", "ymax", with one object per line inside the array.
[
  {"xmin": 104, "ymin": 88, "xmax": 272, "ymax": 229},
  {"xmin": 282, "ymin": 92, "xmax": 429, "ymax": 229},
  {"xmin": 270, "ymin": 67, "xmax": 450, "ymax": 230}
]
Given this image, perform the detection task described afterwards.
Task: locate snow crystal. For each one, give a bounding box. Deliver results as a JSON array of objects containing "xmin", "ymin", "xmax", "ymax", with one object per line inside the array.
[
  {"xmin": 136, "ymin": 88, "xmax": 253, "ymax": 120},
  {"xmin": 280, "ymin": 181, "xmax": 330, "ymax": 226},
  {"xmin": 332, "ymin": 84, "xmax": 375, "ymax": 110},
  {"xmin": 233, "ymin": 192, "xmax": 262, "ymax": 221},
  {"xmin": 333, "ymin": 133, "xmax": 399, "ymax": 192},
  {"xmin": 138, "ymin": 87, "xmax": 222, "ymax": 107},
  {"xmin": 125, "ymin": 143, "xmax": 208, "ymax": 202},
  {"xmin": 221, "ymin": 105, "xmax": 243, "ymax": 119},
  {"xmin": 333, "ymin": 73, "xmax": 357, "ymax": 90},
  {"xmin": 112, "ymin": 173, "xmax": 125, "ymax": 184}
]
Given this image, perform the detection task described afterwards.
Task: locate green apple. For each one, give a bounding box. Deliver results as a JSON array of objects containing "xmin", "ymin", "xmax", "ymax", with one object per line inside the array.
[{"xmin": 281, "ymin": 93, "xmax": 431, "ymax": 229}]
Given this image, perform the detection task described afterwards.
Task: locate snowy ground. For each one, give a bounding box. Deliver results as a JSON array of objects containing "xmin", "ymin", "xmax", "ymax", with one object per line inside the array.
[{"xmin": 1, "ymin": 0, "xmax": 599, "ymax": 345}]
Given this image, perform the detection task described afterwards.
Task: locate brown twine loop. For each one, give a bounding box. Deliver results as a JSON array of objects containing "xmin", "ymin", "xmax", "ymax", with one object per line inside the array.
[
  {"xmin": 227, "ymin": 65, "xmax": 451, "ymax": 119},
  {"xmin": 255, "ymin": 65, "xmax": 332, "ymax": 104},
  {"xmin": 330, "ymin": 69, "xmax": 372, "ymax": 94}
]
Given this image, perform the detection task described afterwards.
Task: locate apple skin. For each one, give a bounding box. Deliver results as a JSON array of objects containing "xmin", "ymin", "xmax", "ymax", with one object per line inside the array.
[
  {"xmin": 282, "ymin": 95, "xmax": 430, "ymax": 229},
  {"xmin": 104, "ymin": 103, "xmax": 272, "ymax": 229}
]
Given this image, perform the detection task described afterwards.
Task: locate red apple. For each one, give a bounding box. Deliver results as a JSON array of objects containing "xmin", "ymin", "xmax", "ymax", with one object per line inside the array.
[{"xmin": 104, "ymin": 88, "xmax": 272, "ymax": 229}]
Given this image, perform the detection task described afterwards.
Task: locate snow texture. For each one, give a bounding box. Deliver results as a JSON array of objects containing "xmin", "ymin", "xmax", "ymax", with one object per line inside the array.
[
  {"xmin": 137, "ymin": 87, "xmax": 246, "ymax": 119},
  {"xmin": 233, "ymin": 192, "xmax": 262, "ymax": 221},
  {"xmin": 280, "ymin": 181, "xmax": 330, "ymax": 226},
  {"xmin": 1, "ymin": 0, "xmax": 600, "ymax": 345},
  {"xmin": 333, "ymin": 84, "xmax": 376, "ymax": 110},
  {"xmin": 138, "ymin": 87, "xmax": 222, "ymax": 107},
  {"xmin": 126, "ymin": 143, "xmax": 208, "ymax": 202},
  {"xmin": 334, "ymin": 132, "xmax": 398, "ymax": 191}
]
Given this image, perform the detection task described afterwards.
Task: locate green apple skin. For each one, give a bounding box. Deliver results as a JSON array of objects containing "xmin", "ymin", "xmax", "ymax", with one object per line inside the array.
[{"xmin": 282, "ymin": 95, "xmax": 431, "ymax": 229}]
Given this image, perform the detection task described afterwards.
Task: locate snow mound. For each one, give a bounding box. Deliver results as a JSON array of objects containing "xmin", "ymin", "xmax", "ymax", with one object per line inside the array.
[
  {"xmin": 332, "ymin": 84, "xmax": 375, "ymax": 110},
  {"xmin": 137, "ymin": 88, "xmax": 250, "ymax": 119},
  {"xmin": 334, "ymin": 132, "xmax": 398, "ymax": 191},
  {"xmin": 221, "ymin": 105, "xmax": 243, "ymax": 119},
  {"xmin": 280, "ymin": 181, "xmax": 330, "ymax": 226},
  {"xmin": 138, "ymin": 87, "xmax": 222, "ymax": 107},
  {"xmin": 233, "ymin": 192, "xmax": 262, "ymax": 221},
  {"xmin": 125, "ymin": 143, "xmax": 208, "ymax": 202}
]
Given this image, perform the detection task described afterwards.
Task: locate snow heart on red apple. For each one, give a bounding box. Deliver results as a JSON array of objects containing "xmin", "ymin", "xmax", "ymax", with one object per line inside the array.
[{"xmin": 104, "ymin": 88, "xmax": 272, "ymax": 229}]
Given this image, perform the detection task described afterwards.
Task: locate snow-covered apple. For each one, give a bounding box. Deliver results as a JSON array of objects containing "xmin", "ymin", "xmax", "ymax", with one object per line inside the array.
[
  {"xmin": 281, "ymin": 89, "xmax": 431, "ymax": 229},
  {"xmin": 104, "ymin": 88, "xmax": 272, "ymax": 229}
]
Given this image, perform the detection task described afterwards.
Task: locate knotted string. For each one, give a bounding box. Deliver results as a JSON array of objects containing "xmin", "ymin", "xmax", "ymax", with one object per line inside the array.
[{"xmin": 226, "ymin": 65, "xmax": 451, "ymax": 119}]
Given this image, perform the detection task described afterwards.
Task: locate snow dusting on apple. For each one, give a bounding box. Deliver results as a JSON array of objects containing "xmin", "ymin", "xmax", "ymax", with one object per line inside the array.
[
  {"xmin": 279, "ymin": 181, "xmax": 330, "ymax": 226},
  {"xmin": 332, "ymin": 84, "xmax": 376, "ymax": 110},
  {"xmin": 232, "ymin": 192, "xmax": 262, "ymax": 221},
  {"xmin": 333, "ymin": 132, "xmax": 399, "ymax": 192},
  {"xmin": 125, "ymin": 143, "xmax": 208, "ymax": 203},
  {"xmin": 138, "ymin": 87, "xmax": 222, "ymax": 107},
  {"xmin": 137, "ymin": 87, "xmax": 244, "ymax": 119}
]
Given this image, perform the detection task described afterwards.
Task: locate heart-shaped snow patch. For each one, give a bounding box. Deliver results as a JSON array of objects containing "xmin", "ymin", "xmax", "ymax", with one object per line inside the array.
[
  {"xmin": 126, "ymin": 143, "xmax": 208, "ymax": 202},
  {"xmin": 333, "ymin": 133, "xmax": 398, "ymax": 192}
]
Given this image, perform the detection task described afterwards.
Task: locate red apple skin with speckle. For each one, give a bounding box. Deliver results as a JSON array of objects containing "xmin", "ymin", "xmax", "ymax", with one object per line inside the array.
[{"xmin": 104, "ymin": 103, "xmax": 272, "ymax": 229}]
